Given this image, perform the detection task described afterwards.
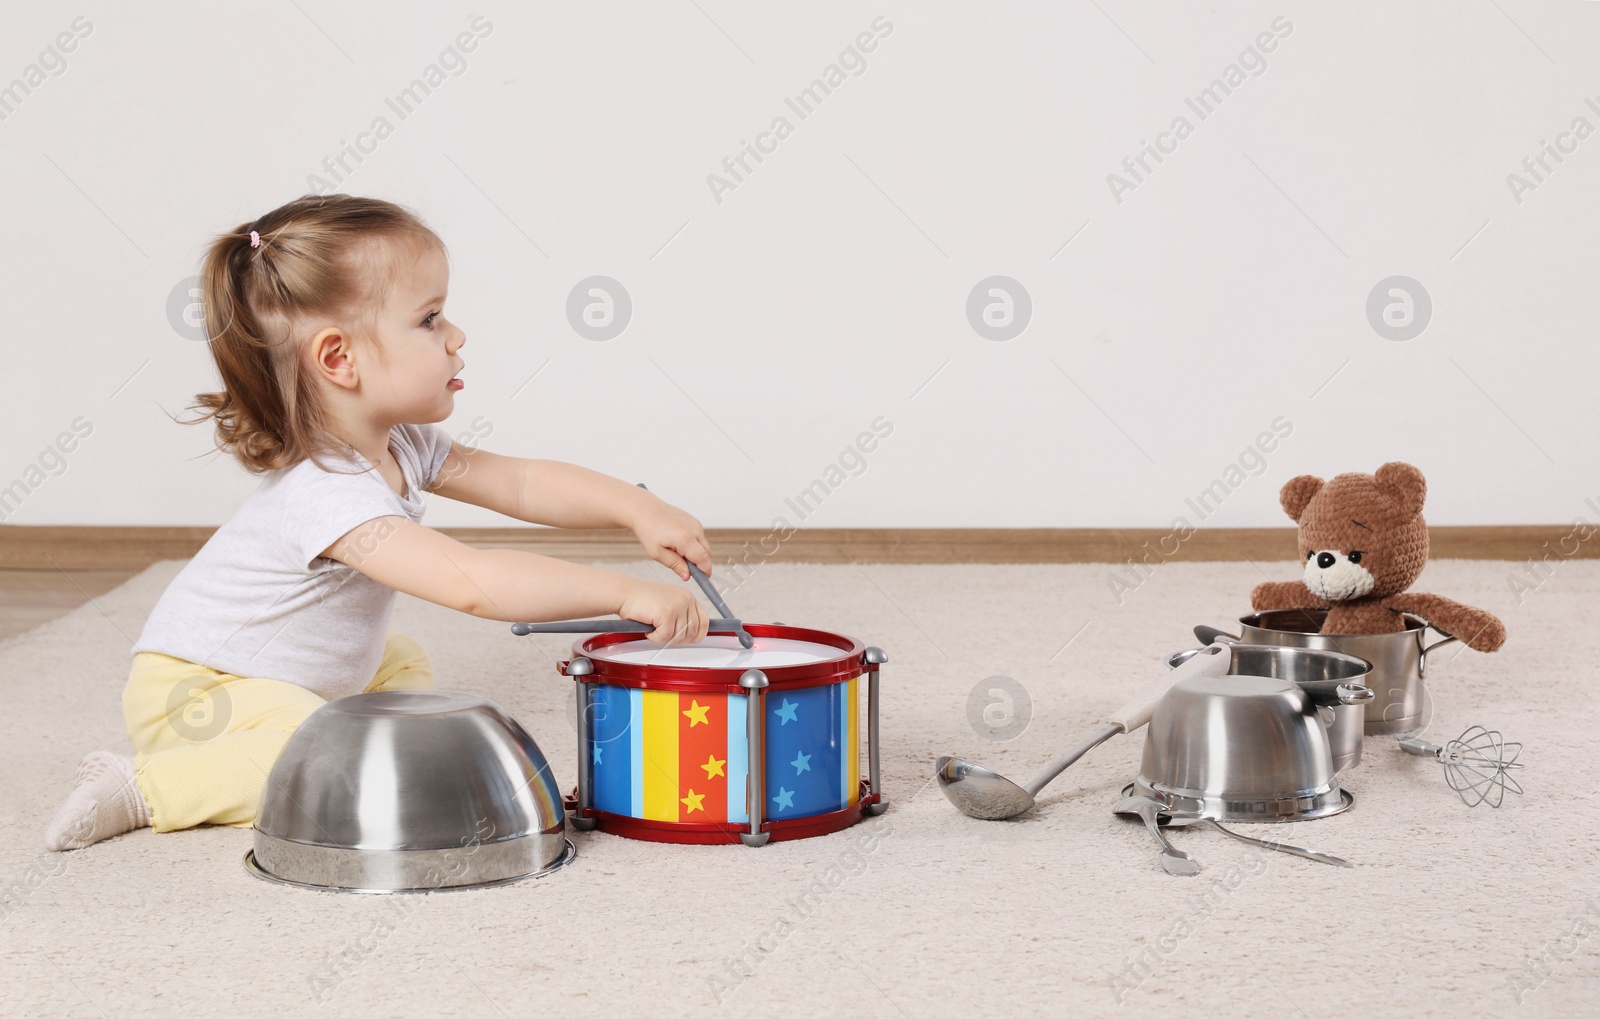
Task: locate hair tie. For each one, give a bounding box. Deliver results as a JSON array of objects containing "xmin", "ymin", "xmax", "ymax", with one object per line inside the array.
[{"xmin": 249, "ymin": 230, "xmax": 261, "ymax": 248}]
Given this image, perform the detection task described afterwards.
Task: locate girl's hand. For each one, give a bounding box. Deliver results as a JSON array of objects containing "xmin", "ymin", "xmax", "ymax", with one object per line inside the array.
[
  {"xmin": 619, "ymin": 579, "xmax": 709, "ymax": 645},
  {"xmin": 632, "ymin": 499, "xmax": 713, "ymax": 582}
]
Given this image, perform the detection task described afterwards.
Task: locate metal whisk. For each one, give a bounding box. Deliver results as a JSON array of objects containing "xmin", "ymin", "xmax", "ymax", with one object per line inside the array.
[{"xmin": 1399, "ymin": 725, "xmax": 1525, "ymax": 808}]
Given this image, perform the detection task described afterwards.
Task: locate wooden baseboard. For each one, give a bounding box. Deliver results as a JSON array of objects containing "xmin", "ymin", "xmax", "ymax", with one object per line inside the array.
[{"xmin": 0, "ymin": 524, "xmax": 1585, "ymax": 572}]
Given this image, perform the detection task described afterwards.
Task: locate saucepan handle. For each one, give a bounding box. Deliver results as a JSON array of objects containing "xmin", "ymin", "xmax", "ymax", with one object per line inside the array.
[
  {"xmin": 1193, "ymin": 624, "xmax": 1241, "ymax": 646},
  {"xmin": 1300, "ymin": 681, "xmax": 1375, "ymax": 708}
]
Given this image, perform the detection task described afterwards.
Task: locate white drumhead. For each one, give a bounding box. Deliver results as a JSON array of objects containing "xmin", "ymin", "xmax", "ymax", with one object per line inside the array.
[{"xmin": 590, "ymin": 634, "xmax": 840, "ymax": 668}]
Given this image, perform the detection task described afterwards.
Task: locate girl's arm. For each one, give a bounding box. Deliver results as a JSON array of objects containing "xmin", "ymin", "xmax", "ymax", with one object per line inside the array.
[
  {"xmin": 320, "ymin": 516, "xmax": 709, "ymax": 645},
  {"xmin": 427, "ymin": 442, "xmax": 712, "ymax": 581}
]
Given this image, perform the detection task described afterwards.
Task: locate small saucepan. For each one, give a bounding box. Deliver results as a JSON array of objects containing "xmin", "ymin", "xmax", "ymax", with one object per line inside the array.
[{"xmin": 1168, "ymin": 643, "xmax": 1371, "ymax": 772}]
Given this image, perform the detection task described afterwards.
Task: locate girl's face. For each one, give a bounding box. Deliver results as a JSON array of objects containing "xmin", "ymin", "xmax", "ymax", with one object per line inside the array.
[{"xmin": 365, "ymin": 241, "xmax": 466, "ymax": 424}]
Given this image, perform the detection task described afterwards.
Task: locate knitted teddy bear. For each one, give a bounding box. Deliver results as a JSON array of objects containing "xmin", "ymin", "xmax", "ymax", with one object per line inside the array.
[{"xmin": 1250, "ymin": 461, "xmax": 1507, "ymax": 652}]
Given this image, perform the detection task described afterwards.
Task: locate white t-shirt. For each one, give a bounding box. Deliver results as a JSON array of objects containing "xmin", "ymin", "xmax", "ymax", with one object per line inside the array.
[{"xmin": 134, "ymin": 423, "xmax": 453, "ymax": 701}]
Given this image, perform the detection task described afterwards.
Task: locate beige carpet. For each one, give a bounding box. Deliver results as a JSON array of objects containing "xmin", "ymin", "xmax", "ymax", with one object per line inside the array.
[{"xmin": 2, "ymin": 557, "xmax": 1595, "ymax": 1017}]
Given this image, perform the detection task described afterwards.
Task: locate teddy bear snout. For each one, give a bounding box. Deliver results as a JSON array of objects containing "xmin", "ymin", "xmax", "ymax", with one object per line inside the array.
[{"xmin": 1302, "ymin": 549, "xmax": 1376, "ymax": 601}]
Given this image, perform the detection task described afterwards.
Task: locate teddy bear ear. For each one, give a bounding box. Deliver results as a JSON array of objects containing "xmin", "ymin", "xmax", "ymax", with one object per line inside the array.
[
  {"xmin": 1279, "ymin": 475, "xmax": 1325, "ymax": 521},
  {"xmin": 1374, "ymin": 461, "xmax": 1427, "ymax": 518}
]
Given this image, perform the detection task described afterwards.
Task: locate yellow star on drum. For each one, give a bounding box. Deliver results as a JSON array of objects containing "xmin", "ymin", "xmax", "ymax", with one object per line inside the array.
[
  {"xmin": 701, "ymin": 754, "xmax": 726, "ymax": 779},
  {"xmin": 680, "ymin": 788, "xmax": 705, "ymax": 814},
  {"xmin": 682, "ymin": 699, "xmax": 710, "ymax": 727}
]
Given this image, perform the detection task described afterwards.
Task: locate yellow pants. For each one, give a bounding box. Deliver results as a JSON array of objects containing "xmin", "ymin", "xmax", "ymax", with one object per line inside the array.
[{"xmin": 122, "ymin": 634, "xmax": 433, "ymax": 833}]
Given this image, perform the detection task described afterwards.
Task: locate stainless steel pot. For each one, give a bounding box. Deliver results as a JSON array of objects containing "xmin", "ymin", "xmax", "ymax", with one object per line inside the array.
[
  {"xmin": 1210, "ymin": 609, "xmax": 1456, "ymax": 735},
  {"xmin": 247, "ymin": 690, "xmax": 574, "ymax": 893},
  {"xmin": 1167, "ymin": 644, "xmax": 1371, "ymax": 772},
  {"xmin": 1134, "ymin": 670, "xmax": 1373, "ymax": 823}
]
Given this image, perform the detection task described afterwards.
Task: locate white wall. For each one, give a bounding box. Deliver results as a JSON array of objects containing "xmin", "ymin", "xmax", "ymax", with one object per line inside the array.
[{"xmin": 3, "ymin": 1, "xmax": 1597, "ymax": 531}]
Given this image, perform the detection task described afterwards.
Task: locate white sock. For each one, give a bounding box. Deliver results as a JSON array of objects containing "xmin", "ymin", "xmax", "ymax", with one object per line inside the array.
[{"xmin": 44, "ymin": 751, "xmax": 152, "ymax": 851}]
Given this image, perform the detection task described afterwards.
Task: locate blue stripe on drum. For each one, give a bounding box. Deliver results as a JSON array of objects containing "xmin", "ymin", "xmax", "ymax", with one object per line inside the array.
[
  {"xmin": 590, "ymin": 684, "xmax": 634, "ymax": 816},
  {"xmin": 765, "ymin": 682, "xmax": 847, "ymax": 819},
  {"xmin": 726, "ymin": 693, "xmax": 749, "ymax": 824},
  {"xmin": 629, "ymin": 687, "xmax": 644, "ymax": 818}
]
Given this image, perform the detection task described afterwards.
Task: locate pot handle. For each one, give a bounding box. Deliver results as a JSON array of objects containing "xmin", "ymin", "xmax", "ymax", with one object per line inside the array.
[
  {"xmin": 1194, "ymin": 624, "xmax": 1241, "ymax": 646},
  {"xmin": 1108, "ymin": 644, "xmax": 1231, "ymax": 733},
  {"xmin": 1300, "ymin": 681, "xmax": 1375, "ymax": 708},
  {"xmin": 1418, "ymin": 629, "xmax": 1459, "ymax": 678}
]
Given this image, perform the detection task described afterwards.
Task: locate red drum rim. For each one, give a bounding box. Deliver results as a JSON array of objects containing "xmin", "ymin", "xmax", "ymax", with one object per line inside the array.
[{"xmin": 564, "ymin": 623, "xmax": 867, "ymax": 692}]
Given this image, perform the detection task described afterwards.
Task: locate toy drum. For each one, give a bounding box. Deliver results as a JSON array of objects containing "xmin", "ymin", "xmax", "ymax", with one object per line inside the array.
[{"xmin": 557, "ymin": 625, "xmax": 887, "ymax": 846}]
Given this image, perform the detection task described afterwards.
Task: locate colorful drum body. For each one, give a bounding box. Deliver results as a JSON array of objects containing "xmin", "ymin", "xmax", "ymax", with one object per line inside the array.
[{"xmin": 559, "ymin": 625, "xmax": 887, "ymax": 846}]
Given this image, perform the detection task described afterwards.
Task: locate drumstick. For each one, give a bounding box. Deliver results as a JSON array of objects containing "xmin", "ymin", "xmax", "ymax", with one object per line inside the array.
[
  {"xmin": 510, "ymin": 619, "xmax": 745, "ymax": 636},
  {"xmin": 685, "ymin": 562, "xmax": 753, "ymax": 649},
  {"xmin": 636, "ymin": 483, "xmax": 754, "ymax": 649}
]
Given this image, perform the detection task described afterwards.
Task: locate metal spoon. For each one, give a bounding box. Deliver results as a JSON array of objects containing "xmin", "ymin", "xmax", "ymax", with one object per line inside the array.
[
  {"xmin": 1160, "ymin": 812, "xmax": 1352, "ymax": 868},
  {"xmin": 936, "ymin": 644, "xmax": 1231, "ymax": 820},
  {"xmin": 1114, "ymin": 795, "xmax": 1200, "ymax": 876}
]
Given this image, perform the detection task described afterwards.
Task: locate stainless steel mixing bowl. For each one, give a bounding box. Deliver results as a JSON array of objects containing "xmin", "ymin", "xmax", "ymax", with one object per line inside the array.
[
  {"xmin": 1166, "ymin": 643, "xmax": 1372, "ymax": 772},
  {"xmin": 246, "ymin": 690, "xmax": 573, "ymax": 892},
  {"xmin": 1134, "ymin": 666, "xmax": 1372, "ymax": 823}
]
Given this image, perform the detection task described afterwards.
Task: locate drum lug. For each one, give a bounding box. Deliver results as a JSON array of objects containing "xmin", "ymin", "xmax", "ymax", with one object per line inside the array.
[
  {"xmin": 561, "ymin": 791, "xmax": 600, "ymax": 831},
  {"xmin": 739, "ymin": 669, "xmax": 770, "ymax": 847},
  {"xmin": 865, "ymin": 647, "xmax": 886, "ymax": 810},
  {"xmin": 568, "ymin": 657, "xmax": 596, "ymax": 819}
]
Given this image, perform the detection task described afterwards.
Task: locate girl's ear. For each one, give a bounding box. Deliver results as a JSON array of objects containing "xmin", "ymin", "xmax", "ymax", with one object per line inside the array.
[{"xmin": 309, "ymin": 327, "xmax": 359, "ymax": 390}]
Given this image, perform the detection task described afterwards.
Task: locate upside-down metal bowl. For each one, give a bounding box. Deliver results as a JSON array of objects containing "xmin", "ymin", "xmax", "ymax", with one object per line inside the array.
[
  {"xmin": 245, "ymin": 690, "xmax": 574, "ymax": 892},
  {"xmin": 1134, "ymin": 661, "xmax": 1372, "ymax": 823}
]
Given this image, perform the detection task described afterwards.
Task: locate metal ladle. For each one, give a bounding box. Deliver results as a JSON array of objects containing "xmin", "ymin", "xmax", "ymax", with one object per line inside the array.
[{"xmin": 936, "ymin": 645, "xmax": 1231, "ymax": 820}]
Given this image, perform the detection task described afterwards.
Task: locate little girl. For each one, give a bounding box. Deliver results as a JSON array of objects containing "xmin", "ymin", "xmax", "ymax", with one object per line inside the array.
[{"xmin": 45, "ymin": 194, "xmax": 713, "ymax": 851}]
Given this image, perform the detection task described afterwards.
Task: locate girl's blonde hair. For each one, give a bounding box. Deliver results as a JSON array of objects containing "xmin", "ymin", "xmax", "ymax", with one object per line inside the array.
[{"xmin": 186, "ymin": 194, "xmax": 444, "ymax": 473}]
